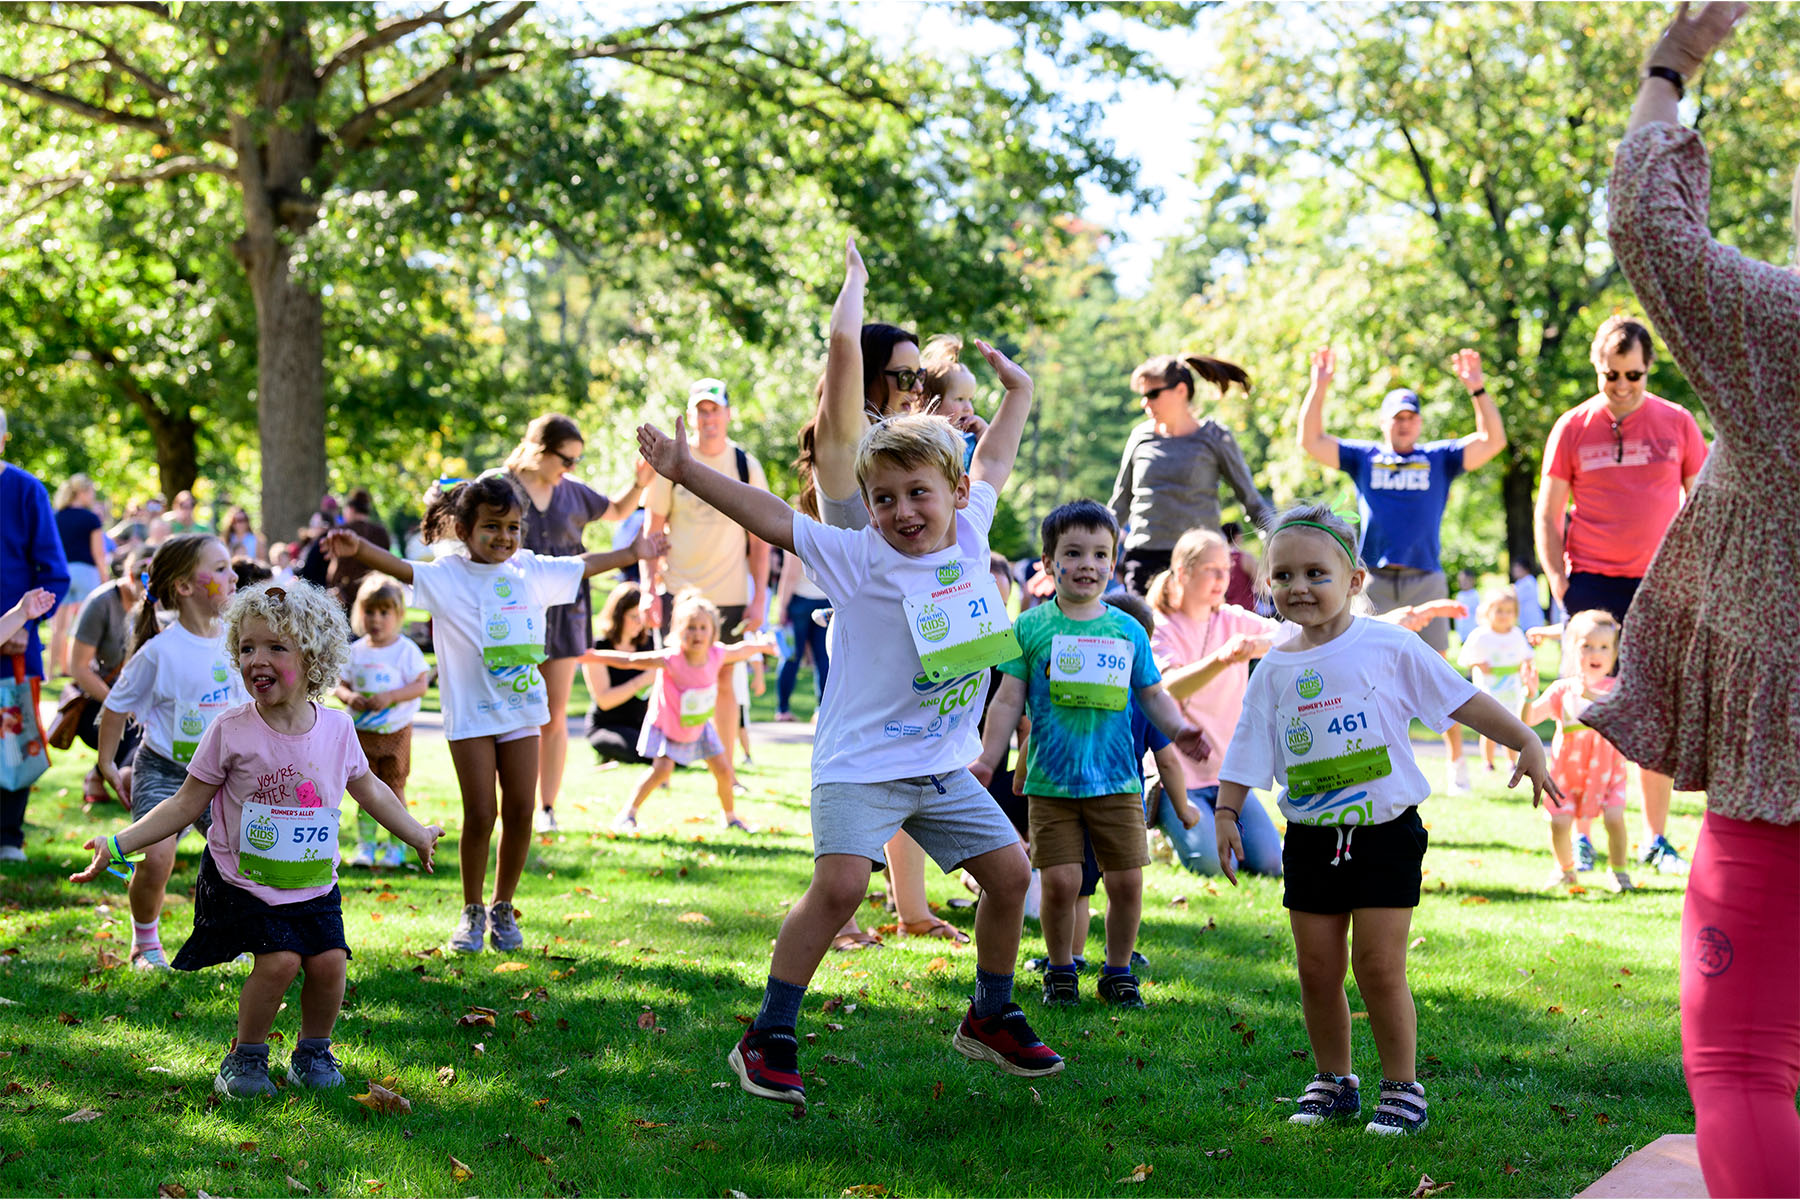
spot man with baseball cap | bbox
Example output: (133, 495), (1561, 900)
(640, 378), (771, 773)
(1298, 345), (1507, 794)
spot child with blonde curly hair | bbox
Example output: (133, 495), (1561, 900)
(72, 580), (444, 1100)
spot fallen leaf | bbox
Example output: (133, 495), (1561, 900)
(1619, 967), (1633, 976)
(637, 1010), (657, 1030)
(366, 1183), (384, 1195)
(513, 1009), (538, 1024)
(1547, 1005), (1564, 1014)
(472, 1042), (485, 1056)
(437, 1066), (456, 1086)
(931, 1080), (943, 1100)
(493, 962), (528, 974)
(238, 1142), (257, 1153)
(1409, 1175), (1454, 1198)
(157, 1186), (187, 1199)
(926, 956), (949, 974)
(533, 1098), (549, 1110)
(692, 1140), (721, 1151)
(449, 1156), (474, 1182)
(825, 1023), (845, 1033)
(61, 1107), (102, 1123)
(1596, 1112), (1611, 1125)
(1501, 1163), (1520, 1176)
(57, 1012), (82, 1026)
(841, 1187), (888, 1198)
(377, 891), (399, 902)
(352, 1081), (411, 1116)
(1409, 936), (1426, 950)
(566, 1115), (583, 1131)
(1461, 896), (1491, 905)
(455, 1012), (495, 1027)
(822, 996), (844, 1013)
(368, 912), (382, 922)
(286, 1177), (310, 1193)
(677, 911), (712, 925)
(1118, 1163), (1154, 1184)
(629, 1118), (668, 1129)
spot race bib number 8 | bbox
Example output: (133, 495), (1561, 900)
(239, 801), (338, 889)
(1048, 635), (1132, 711)
(902, 561), (1020, 682)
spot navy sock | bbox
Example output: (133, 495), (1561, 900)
(973, 966), (1014, 1018)
(1048, 962), (1077, 974)
(753, 975), (807, 1032)
(1101, 964), (1131, 977)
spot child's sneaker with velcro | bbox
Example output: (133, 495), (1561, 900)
(1289, 1072), (1360, 1124)
(285, 1037), (345, 1089)
(214, 1040), (277, 1099)
(952, 1002), (1064, 1077)
(488, 900), (525, 951)
(1097, 970), (1146, 1009)
(729, 1026), (806, 1107)
(1040, 968), (1080, 1006)
(1365, 1078), (1428, 1134)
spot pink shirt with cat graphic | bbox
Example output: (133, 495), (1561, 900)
(185, 701), (370, 905)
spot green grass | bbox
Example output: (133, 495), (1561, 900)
(0, 722), (1701, 1198)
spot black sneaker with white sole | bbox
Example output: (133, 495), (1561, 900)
(1365, 1078), (1428, 1134)
(1289, 1072), (1361, 1125)
(1040, 968), (1080, 1006)
(1097, 971), (1146, 1009)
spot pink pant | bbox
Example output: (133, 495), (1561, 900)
(1681, 812), (1800, 1198)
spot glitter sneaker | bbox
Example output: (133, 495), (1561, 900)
(448, 903), (486, 953)
(1366, 1078), (1429, 1135)
(214, 1040), (277, 1099)
(285, 1038), (345, 1089)
(488, 899), (524, 951)
(1290, 1072), (1361, 1125)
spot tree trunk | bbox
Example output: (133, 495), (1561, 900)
(1502, 456), (1538, 572)
(90, 347), (199, 501)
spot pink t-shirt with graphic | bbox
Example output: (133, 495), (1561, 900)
(1544, 393), (1708, 578)
(652, 645), (726, 743)
(186, 701), (370, 905)
(1151, 605), (1282, 787)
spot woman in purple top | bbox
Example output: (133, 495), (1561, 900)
(1595, 4), (1798, 1194)
(505, 413), (652, 831)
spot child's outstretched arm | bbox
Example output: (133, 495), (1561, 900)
(1525, 622), (1562, 647)
(323, 529), (413, 585)
(578, 647), (668, 670)
(347, 772), (444, 872)
(1449, 692), (1563, 809)
(580, 525), (669, 579)
(967, 340), (1033, 494)
(68, 775), (217, 883)
(1150, 744), (1197, 829)
(721, 635), (780, 665)
(1212, 780), (1253, 886)
(969, 674), (1027, 787)
(815, 234), (870, 503)
(637, 417), (798, 554)
(1516, 659), (1555, 726)
(0, 588), (54, 646)
(1135, 683), (1213, 766)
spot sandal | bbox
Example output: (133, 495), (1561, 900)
(830, 930), (884, 952)
(900, 917), (970, 945)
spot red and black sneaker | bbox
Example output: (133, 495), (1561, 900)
(728, 1026), (806, 1107)
(952, 1002), (1064, 1077)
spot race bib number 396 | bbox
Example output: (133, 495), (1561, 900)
(1048, 635), (1132, 711)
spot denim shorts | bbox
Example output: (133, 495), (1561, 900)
(811, 770), (1020, 872)
(130, 744), (212, 834)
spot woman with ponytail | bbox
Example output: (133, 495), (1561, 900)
(1110, 355), (1275, 596)
(96, 533), (244, 969)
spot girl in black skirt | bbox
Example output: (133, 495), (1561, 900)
(72, 580), (442, 1099)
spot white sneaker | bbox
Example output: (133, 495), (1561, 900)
(1445, 761), (1472, 796)
(0, 846), (24, 863)
(379, 843), (408, 869)
(345, 842), (377, 868)
(535, 808), (558, 832)
(1023, 868), (1042, 920)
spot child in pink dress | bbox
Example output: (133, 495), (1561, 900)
(585, 589), (777, 833)
(1519, 610), (1632, 893)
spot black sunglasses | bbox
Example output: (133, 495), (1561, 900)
(882, 367), (924, 392)
(1602, 370), (1645, 383)
(1138, 383), (1174, 402)
(553, 450), (582, 469)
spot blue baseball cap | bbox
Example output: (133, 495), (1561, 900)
(1379, 388), (1421, 421)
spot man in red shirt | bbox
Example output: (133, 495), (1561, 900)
(1535, 315), (1707, 876)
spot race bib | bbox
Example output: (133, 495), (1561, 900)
(351, 663), (400, 731)
(480, 572), (545, 670)
(901, 560), (1020, 682)
(238, 800), (338, 889)
(679, 684), (717, 728)
(1048, 635), (1132, 711)
(1279, 673), (1393, 796)
(172, 660), (235, 763)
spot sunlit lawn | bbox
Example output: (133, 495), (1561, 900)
(0, 668), (1701, 1197)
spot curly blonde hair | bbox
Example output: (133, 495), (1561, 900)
(225, 580), (350, 700)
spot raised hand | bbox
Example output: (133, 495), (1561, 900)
(845, 234), (868, 287)
(632, 456), (656, 489)
(321, 529), (361, 559)
(1310, 345), (1336, 390)
(1450, 348), (1486, 395)
(636, 416), (691, 484)
(973, 338), (1031, 393)
(1647, 1), (1750, 77)
(1520, 658), (1540, 696)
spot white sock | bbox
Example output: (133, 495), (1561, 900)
(132, 920), (161, 949)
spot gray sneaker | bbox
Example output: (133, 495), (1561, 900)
(488, 900), (524, 951)
(286, 1037), (345, 1089)
(448, 903), (487, 953)
(214, 1041), (277, 1099)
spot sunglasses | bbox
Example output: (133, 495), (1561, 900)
(553, 450), (582, 469)
(1138, 384), (1174, 402)
(882, 367), (925, 392)
(1602, 370), (1645, 383)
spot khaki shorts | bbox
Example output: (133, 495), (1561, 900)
(1027, 792), (1149, 872)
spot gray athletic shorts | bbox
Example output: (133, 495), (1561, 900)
(131, 744), (213, 834)
(1364, 567), (1450, 653)
(818, 488), (869, 532)
(811, 770), (1021, 872)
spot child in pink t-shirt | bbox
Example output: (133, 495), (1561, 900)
(583, 589), (777, 833)
(72, 581), (443, 1100)
(1519, 609), (1632, 893)
(1146, 528), (1281, 877)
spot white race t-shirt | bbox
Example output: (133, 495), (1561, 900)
(103, 623), (246, 764)
(1219, 617), (1478, 827)
(1455, 624), (1534, 705)
(340, 635), (430, 735)
(409, 550), (584, 741)
(794, 481), (1000, 785)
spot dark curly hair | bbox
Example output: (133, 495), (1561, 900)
(421, 472), (523, 544)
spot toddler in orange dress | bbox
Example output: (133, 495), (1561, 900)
(1519, 610), (1632, 893)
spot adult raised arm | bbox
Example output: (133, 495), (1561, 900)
(966, 339), (1033, 495)
(815, 236), (871, 503)
(1449, 349), (1507, 471)
(1296, 346), (1342, 470)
